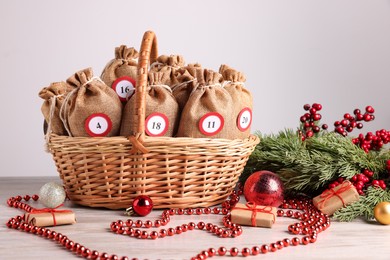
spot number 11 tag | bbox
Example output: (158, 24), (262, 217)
(199, 112), (224, 136)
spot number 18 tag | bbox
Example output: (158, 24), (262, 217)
(145, 112), (169, 137)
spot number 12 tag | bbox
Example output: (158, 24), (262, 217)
(199, 112), (224, 136)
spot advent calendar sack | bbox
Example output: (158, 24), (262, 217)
(172, 63), (202, 111)
(219, 64), (253, 138)
(176, 69), (235, 139)
(149, 54), (185, 86)
(101, 45), (138, 102)
(62, 67), (122, 137)
(39, 81), (73, 136)
(120, 71), (179, 137)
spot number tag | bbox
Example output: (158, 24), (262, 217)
(199, 112), (224, 136)
(111, 76), (136, 101)
(237, 107), (252, 132)
(85, 113), (112, 137)
(145, 113), (169, 137)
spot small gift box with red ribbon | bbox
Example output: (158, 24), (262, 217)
(24, 207), (76, 227)
(313, 180), (359, 216)
(231, 202), (277, 228)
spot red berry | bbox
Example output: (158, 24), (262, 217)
(365, 106), (374, 113)
(312, 103), (322, 111)
(363, 113), (372, 122)
(353, 109), (361, 115)
(303, 104), (311, 111)
(322, 124), (328, 130)
(356, 123), (363, 129)
(312, 114), (322, 121)
(309, 108), (317, 115)
(356, 114), (364, 121)
(312, 126), (320, 133)
(306, 131), (314, 138)
(300, 116), (307, 122)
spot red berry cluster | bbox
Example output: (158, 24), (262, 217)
(327, 169), (387, 195)
(334, 106), (375, 137)
(299, 103), (328, 140)
(387, 160), (390, 174)
(352, 130), (390, 153)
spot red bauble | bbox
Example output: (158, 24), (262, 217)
(244, 171), (284, 207)
(127, 195), (153, 216)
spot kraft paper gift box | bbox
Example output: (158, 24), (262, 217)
(25, 210), (76, 227)
(231, 202), (276, 228)
(313, 180), (359, 216)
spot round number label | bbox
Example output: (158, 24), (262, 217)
(145, 113), (169, 137)
(112, 76), (136, 101)
(85, 113), (112, 137)
(199, 112), (224, 136)
(237, 107), (252, 132)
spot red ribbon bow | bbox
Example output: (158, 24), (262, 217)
(27, 204), (71, 226)
(233, 202), (275, 227)
(318, 181), (354, 210)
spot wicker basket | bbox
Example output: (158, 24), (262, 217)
(48, 31), (260, 209)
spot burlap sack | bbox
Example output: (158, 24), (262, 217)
(101, 45), (138, 102)
(171, 63), (202, 111)
(219, 64), (253, 139)
(176, 69), (235, 139)
(120, 71), (179, 137)
(149, 55), (185, 86)
(62, 68), (122, 137)
(39, 81), (73, 136)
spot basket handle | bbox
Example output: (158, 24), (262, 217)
(129, 31), (158, 154)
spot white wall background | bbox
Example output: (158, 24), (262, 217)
(0, 0), (389, 177)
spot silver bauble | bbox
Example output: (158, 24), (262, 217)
(39, 182), (66, 208)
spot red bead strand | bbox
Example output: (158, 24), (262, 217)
(6, 190), (330, 259)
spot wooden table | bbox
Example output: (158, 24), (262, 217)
(1, 177), (389, 259)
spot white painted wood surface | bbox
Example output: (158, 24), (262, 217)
(1, 177), (390, 260)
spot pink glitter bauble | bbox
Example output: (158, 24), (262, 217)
(243, 170), (285, 207)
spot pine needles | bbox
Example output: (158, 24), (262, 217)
(242, 129), (390, 221)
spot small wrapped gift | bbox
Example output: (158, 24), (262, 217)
(231, 202), (276, 228)
(25, 208), (76, 227)
(313, 180), (359, 216)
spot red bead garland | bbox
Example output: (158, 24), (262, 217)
(5, 190), (330, 259)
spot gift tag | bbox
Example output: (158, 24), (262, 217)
(112, 76), (136, 101)
(85, 113), (112, 137)
(237, 107), (252, 132)
(145, 112), (169, 137)
(199, 112), (224, 136)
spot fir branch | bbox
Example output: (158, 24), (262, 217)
(242, 129), (390, 197)
(333, 187), (390, 222)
